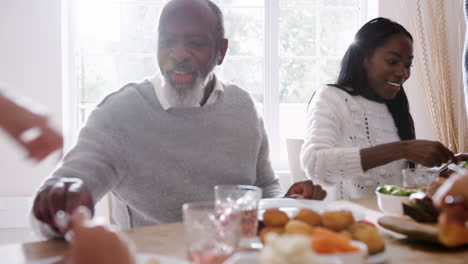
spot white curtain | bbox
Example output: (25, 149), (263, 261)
(402, 0), (468, 152)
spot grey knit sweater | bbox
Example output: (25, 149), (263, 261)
(34, 79), (283, 232)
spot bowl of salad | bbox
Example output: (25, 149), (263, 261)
(375, 185), (424, 215)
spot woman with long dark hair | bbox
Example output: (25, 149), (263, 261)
(300, 17), (455, 200)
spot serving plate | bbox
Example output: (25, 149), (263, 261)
(378, 215), (439, 243)
(138, 253), (189, 264)
(224, 248), (387, 264)
(367, 249), (387, 264)
(27, 253), (189, 264)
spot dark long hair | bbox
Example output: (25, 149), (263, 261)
(329, 17), (415, 143)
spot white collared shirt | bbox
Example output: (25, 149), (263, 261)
(150, 74), (224, 110)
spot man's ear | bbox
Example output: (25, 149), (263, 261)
(217, 39), (228, 65)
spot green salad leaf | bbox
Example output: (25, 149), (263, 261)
(376, 185), (422, 196)
(461, 161), (468, 169)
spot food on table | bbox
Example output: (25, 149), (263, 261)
(310, 227), (359, 254)
(259, 209), (386, 255)
(259, 226), (284, 243)
(263, 209), (289, 227)
(145, 257), (161, 264)
(348, 222), (385, 254)
(376, 185), (422, 196)
(284, 220), (315, 235)
(293, 209), (321, 226)
(358, 220), (376, 227)
(459, 161), (468, 169)
(338, 230), (353, 240)
(321, 210), (355, 231)
(460, 161), (468, 168)
(260, 233), (320, 264)
(402, 192), (439, 223)
(438, 204), (468, 247)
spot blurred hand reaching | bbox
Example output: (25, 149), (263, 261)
(0, 93), (62, 161)
(62, 207), (136, 264)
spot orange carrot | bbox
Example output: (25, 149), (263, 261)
(310, 228), (359, 254)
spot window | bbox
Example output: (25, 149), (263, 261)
(66, 0), (376, 170)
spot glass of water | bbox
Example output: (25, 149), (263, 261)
(402, 167), (438, 188)
(182, 201), (241, 264)
(214, 185), (262, 247)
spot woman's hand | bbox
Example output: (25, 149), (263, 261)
(453, 153), (468, 164)
(439, 153), (468, 178)
(403, 140), (454, 167)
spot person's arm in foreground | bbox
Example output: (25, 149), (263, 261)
(432, 171), (468, 247)
(61, 206), (136, 264)
(433, 171), (468, 220)
(0, 93), (62, 161)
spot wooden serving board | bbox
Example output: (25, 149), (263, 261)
(378, 216), (440, 244)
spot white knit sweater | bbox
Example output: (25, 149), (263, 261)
(300, 86), (407, 200)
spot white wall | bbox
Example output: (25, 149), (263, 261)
(0, 0), (63, 196)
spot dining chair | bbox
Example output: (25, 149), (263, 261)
(285, 138), (308, 182)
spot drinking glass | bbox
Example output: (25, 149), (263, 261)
(214, 185), (262, 246)
(182, 201), (240, 264)
(402, 167), (438, 188)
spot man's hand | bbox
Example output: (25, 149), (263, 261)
(284, 180), (326, 200)
(32, 178), (94, 234)
(63, 207), (135, 264)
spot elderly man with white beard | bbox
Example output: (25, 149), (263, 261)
(30, 0), (326, 239)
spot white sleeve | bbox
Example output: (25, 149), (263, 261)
(300, 87), (365, 185)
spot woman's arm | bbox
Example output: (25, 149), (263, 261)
(361, 140), (454, 171)
(360, 141), (406, 171)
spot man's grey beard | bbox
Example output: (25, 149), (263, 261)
(162, 73), (212, 108)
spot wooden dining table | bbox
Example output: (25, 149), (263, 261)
(2, 198), (468, 264)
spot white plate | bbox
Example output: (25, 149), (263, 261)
(258, 198), (366, 221)
(366, 249), (387, 264)
(138, 253), (189, 264)
(224, 251), (258, 264)
(26, 253), (189, 264)
(224, 249), (387, 264)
